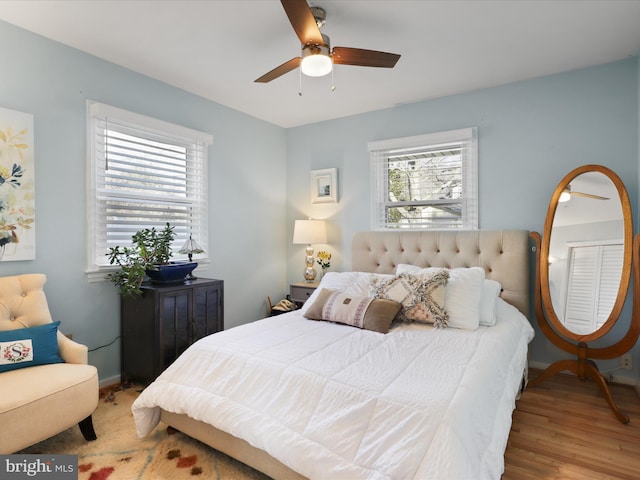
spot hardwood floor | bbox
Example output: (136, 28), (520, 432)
(504, 370), (640, 480)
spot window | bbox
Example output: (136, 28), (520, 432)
(369, 128), (477, 230)
(86, 101), (213, 278)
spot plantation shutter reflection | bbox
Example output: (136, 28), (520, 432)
(88, 101), (212, 273)
(563, 242), (624, 333)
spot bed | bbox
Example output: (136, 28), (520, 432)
(132, 230), (534, 480)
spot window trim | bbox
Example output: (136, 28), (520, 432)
(86, 101), (213, 281)
(368, 127), (478, 231)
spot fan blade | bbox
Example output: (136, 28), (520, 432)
(255, 57), (302, 83)
(281, 0), (324, 46)
(332, 47), (400, 68)
(572, 191), (610, 200)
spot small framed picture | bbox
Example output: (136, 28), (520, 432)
(311, 168), (338, 204)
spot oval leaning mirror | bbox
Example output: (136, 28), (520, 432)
(530, 164), (639, 424)
(540, 165), (632, 342)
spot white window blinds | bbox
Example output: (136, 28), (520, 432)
(87, 101), (213, 275)
(369, 127), (478, 230)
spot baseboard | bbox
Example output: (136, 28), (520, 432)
(99, 374), (122, 389)
(528, 361), (639, 388)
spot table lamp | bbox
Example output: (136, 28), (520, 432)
(179, 234), (204, 279)
(293, 219), (327, 282)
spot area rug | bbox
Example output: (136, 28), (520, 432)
(19, 384), (272, 480)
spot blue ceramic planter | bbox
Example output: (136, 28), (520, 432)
(146, 262), (197, 284)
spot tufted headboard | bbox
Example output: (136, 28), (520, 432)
(351, 230), (530, 316)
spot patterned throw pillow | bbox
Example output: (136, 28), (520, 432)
(303, 288), (402, 333)
(0, 321), (63, 373)
(370, 271), (449, 327)
(396, 265), (486, 330)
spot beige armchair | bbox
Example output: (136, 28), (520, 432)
(0, 273), (99, 453)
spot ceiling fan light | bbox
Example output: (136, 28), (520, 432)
(559, 188), (571, 203)
(301, 52), (332, 77)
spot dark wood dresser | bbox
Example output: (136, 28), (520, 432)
(120, 277), (224, 384)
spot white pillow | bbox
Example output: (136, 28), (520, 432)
(300, 272), (394, 314)
(479, 279), (502, 327)
(396, 264), (485, 330)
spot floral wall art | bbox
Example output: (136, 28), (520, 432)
(0, 106), (35, 261)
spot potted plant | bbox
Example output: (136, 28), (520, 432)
(107, 222), (196, 297)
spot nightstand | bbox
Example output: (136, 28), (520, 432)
(290, 281), (320, 305)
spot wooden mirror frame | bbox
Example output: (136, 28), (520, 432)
(530, 164), (640, 424)
(541, 164), (633, 342)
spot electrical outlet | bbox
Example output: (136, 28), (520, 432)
(620, 353), (632, 370)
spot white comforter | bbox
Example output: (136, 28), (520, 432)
(132, 298), (534, 480)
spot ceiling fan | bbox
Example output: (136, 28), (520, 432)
(559, 184), (610, 202)
(255, 0), (401, 83)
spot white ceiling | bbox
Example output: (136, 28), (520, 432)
(1, 0), (639, 128)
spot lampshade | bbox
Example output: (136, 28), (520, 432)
(179, 235), (204, 256)
(293, 220), (327, 245)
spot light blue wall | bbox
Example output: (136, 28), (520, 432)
(2, 18), (639, 386)
(0, 21), (288, 384)
(286, 58), (640, 383)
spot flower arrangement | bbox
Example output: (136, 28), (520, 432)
(316, 251), (331, 274)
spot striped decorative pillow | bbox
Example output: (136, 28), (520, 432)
(303, 289), (402, 333)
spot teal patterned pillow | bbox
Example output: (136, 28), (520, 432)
(0, 321), (63, 373)
(371, 271), (449, 327)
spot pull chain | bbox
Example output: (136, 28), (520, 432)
(330, 65), (336, 91)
